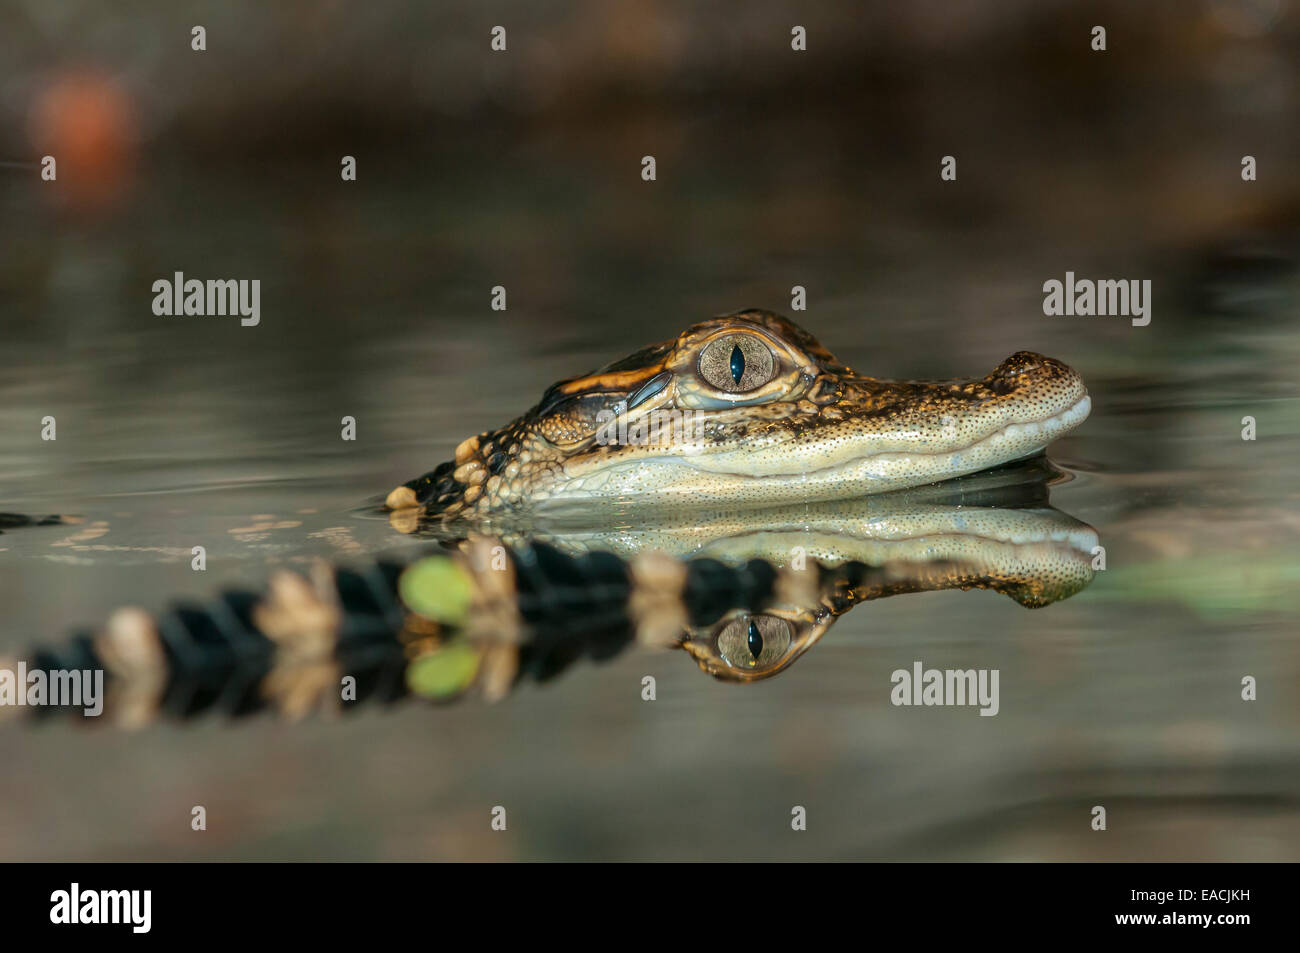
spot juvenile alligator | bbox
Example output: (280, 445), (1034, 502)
(4, 312), (1094, 725)
(386, 309), (1090, 522)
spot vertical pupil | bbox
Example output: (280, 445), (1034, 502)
(746, 619), (763, 659)
(729, 344), (745, 383)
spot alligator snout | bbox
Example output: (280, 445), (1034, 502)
(986, 351), (1088, 415)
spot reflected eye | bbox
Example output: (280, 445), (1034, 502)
(698, 334), (776, 393)
(715, 615), (793, 670)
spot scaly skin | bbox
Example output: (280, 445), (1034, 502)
(386, 310), (1091, 522)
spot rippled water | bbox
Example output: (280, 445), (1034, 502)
(2, 143), (1298, 860)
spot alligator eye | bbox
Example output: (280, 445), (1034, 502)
(698, 334), (776, 393)
(716, 615), (792, 670)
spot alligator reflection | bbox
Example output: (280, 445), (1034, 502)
(405, 455), (1097, 691)
(10, 458), (1096, 726)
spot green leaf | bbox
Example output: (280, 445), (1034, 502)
(406, 641), (481, 700)
(399, 556), (474, 624)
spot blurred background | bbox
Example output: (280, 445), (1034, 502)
(1, 0), (1297, 860)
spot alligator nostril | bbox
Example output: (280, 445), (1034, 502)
(994, 351), (1047, 379)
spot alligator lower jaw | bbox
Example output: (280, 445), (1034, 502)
(533, 393), (1091, 514)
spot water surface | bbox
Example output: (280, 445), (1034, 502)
(2, 130), (1297, 860)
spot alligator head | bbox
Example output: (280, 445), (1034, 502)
(386, 309), (1090, 523)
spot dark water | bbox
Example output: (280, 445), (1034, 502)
(3, 114), (1300, 858)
